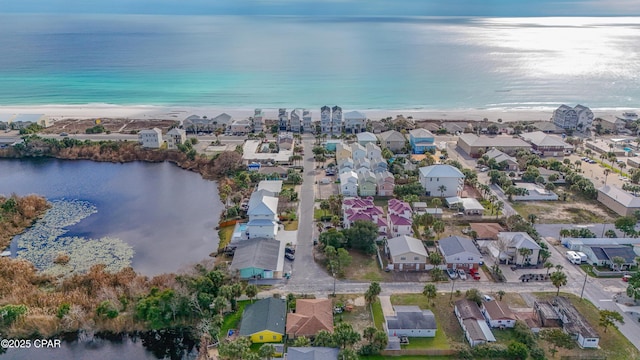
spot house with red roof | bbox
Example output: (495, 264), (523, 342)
(342, 197), (388, 238)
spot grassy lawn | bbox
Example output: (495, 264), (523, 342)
(218, 225), (235, 250)
(491, 328), (517, 344)
(371, 300), (384, 330)
(389, 293), (458, 350)
(314, 208), (324, 220)
(534, 293), (640, 360)
(345, 251), (392, 282)
(219, 300), (250, 339)
(284, 220), (298, 231)
(498, 292), (529, 308)
(363, 356), (451, 360)
(581, 263), (597, 277)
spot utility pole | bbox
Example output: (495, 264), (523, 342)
(449, 277), (456, 302)
(580, 270), (588, 300)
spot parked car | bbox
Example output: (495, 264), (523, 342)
(446, 268), (458, 279)
(59, 132), (68, 137)
(285, 247), (295, 255)
(482, 294), (494, 302)
(457, 269), (467, 280)
(622, 274), (633, 282)
(285, 253), (295, 261)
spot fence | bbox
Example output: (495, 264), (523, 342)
(560, 356), (606, 360)
(381, 349), (457, 357)
(591, 267), (625, 278)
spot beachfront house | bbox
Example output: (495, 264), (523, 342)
(239, 297), (286, 343)
(253, 109), (265, 133)
(553, 104), (593, 131)
(278, 108), (289, 131)
(320, 106), (332, 135)
(378, 130), (407, 153)
(290, 109), (302, 133)
(302, 109), (313, 133)
(138, 128), (163, 148)
(230, 119), (253, 135)
(409, 128), (435, 154)
(386, 235), (428, 271)
(165, 128), (186, 150)
(418, 164), (465, 197)
(385, 306), (436, 337)
(520, 131), (573, 157)
(331, 106), (343, 134)
(286, 299), (334, 338)
(344, 111), (367, 134)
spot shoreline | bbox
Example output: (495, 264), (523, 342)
(1, 104), (637, 123)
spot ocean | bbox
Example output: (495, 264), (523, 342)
(0, 14), (639, 111)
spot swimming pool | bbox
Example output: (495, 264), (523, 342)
(624, 147), (632, 152)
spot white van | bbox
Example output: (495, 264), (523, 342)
(576, 251), (588, 263)
(566, 251), (581, 265)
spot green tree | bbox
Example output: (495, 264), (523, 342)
(258, 344), (276, 360)
(611, 256), (626, 270)
(605, 229), (618, 238)
(0, 304), (27, 327)
(292, 336), (311, 347)
(245, 284), (258, 303)
(437, 185), (447, 198)
(599, 309), (624, 333)
(428, 252), (442, 266)
(540, 328), (575, 358)
(343, 220), (378, 254)
(319, 229), (346, 249)
(465, 288), (482, 305)
(313, 330), (336, 347)
(333, 322), (361, 349)
(338, 348), (359, 360)
(422, 284), (437, 306)
(497, 290), (505, 301)
(544, 261), (554, 276)
(550, 270), (568, 297)
(432, 220), (445, 239)
(615, 216), (637, 237)
(320, 200), (330, 217)
(219, 337), (252, 360)
(365, 282), (382, 304)
(507, 341), (529, 360)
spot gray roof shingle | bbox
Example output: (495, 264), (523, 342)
(239, 297), (286, 336)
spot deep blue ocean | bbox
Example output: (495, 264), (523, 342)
(0, 14), (639, 110)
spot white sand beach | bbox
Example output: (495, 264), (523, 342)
(0, 104), (635, 123)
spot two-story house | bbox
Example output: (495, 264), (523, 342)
(409, 128), (435, 154)
(438, 235), (482, 271)
(165, 128), (186, 150)
(418, 165), (465, 197)
(378, 130), (407, 153)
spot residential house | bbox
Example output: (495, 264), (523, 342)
(459, 198), (484, 216)
(376, 171), (395, 196)
(574, 104), (595, 131)
(335, 142), (352, 163)
(247, 189), (279, 239)
(369, 157), (388, 173)
(457, 134), (531, 158)
(597, 185), (640, 216)
(278, 132), (294, 151)
(286, 347), (339, 360)
(331, 106), (343, 134)
(138, 128), (163, 148)
(581, 245), (637, 270)
(438, 235), (483, 270)
(378, 130), (407, 153)
(278, 108), (289, 131)
(182, 115), (212, 133)
(533, 121), (565, 134)
(386, 235), (428, 271)
(385, 306), (436, 337)
(409, 128), (435, 154)
(339, 171), (359, 197)
(290, 109), (302, 133)
(481, 301), (516, 329)
(520, 131), (573, 156)
(497, 232), (542, 265)
(338, 158), (354, 173)
(239, 297), (286, 343)
(10, 114), (48, 128)
(165, 128), (186, 150)
(254, 109), (265, 133)
(230, 237), (285, 279)
(597, 116), (626, 134)
(212, 113), (233, 132)
(354, 157), (371, 171)
(387, 199), (413, 237)
(320, 106), (332, 135)
(344, 111), (367, 134)
(286, 299), (334, 338)
(342, 197), (387, 237)
(350, 143), (367, 161)
(303, 109), (313, 133)
(356, 131), (378, 146)
(230, 119), (252, 135)
(552, 297), (600, 348)
(365, 142), (383, 159)
(258, 166), (289, 180)
(370, 120), (387, 134)
(454, 299), (496, 347)
(484, 148), (519, 171)
(388, 198), (413, 219)
(418, 164), (465, 197)
(552, 104), (578, 130)
(357, 168), (377, 197)
(257, 180), (283, 196)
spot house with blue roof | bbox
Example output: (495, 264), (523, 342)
(409, 128), (435, 154)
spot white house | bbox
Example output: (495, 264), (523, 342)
(366, 142), (383, 160)
(344, 111), (367, 134)
(418, 165), (465, 197)
(386, 235), (428, 271)
(165, 128), (186, 150)
(481, 301), (516, 329)
(138, 128), (163, 148)
(385, 306), (436, 337)
(331, 105), (343, 134)
(454, 299), (496, 347)
(339, 171), (358, 197)
(253, 109), (265, 133)
(246, 189), (279, 239)
(356, 131), (378, 146)
(350, 143), (367, 161)
(497, 232), (541, 266)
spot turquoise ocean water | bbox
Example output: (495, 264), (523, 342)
(0, 14), (639, 110)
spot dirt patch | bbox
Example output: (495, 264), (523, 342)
(512, 200), (616, 224)
(332, 294), (373, 334)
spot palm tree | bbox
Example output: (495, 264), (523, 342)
(550, 270), (568, 297)
(437, 185), (447, 198)
(544, 261), (554, 276)
(494, 201), (504, 219)
(518, 248), (533, 265)
(528, 214), (537, 225)
(422, 284), (437, 307)
(497, 290), (506, 301)
(604, 168), (611, 185)
(559, 228), (571, 238)
(432, 221), (445, 239)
